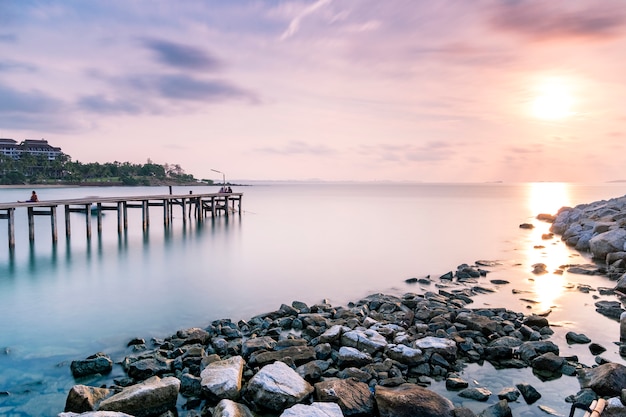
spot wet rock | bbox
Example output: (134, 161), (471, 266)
(497, 387), (520, 402)
(517, 341), (559, 363)
(445, 376), (469, 390)
(595, 300), (625, 320)
(566, 332), (591, 344)
(519, 223), (534, 229)
(478, 400), (512, 417)
(375, 383), (454, 417)
(578, 362), (626, 397)
(589, 343), (607, 355)
(458, 387), (491, 402)
(98, 376), (180, 417)
(70, 353), (113, 378)
(314, 378), (374, 416)
(245, 361), (313, 412)
(124, 354), (173, 381)
(337, 346), (373, 368)
(516, 383), (541, 404)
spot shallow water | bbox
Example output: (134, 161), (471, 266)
(1, 182), (626, 416)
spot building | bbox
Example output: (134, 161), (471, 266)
(0, 138), (63, 160)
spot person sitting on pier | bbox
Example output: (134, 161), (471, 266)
(226, 186), (232, 193)
(28, 191), (39, 202)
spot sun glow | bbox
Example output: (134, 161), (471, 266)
(530, 78), (575, 120)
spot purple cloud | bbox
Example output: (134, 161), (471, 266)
(142, 38), (222, 71)
(490, 2), (626, 41)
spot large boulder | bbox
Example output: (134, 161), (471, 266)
(315, 378), (374, 416)
(97, 376), (180, 417)
(578, 362), (626, 397)
(375, 383), (454, 417)
(200, 355), (245, 400)
(245, 361), (314, 412)
(64, 385), (113, 413)
(589, 229), (626, 261)
(248, 345), (317, 367)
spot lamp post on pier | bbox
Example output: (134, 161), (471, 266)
(211, 169), (225, 186)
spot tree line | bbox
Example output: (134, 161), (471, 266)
(0, 153), (205, 186)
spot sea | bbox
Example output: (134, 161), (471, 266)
(1, 182), (626, 416)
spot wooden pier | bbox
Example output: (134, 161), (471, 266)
(0, 192), (242, 248)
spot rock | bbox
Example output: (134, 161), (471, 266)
(519, 223), (535, 229)
(245, 361), (314, 411)
(497, 387), (520, 402)
(478, 400), (512, 417)
(414, 336), (457, 360)
(337, 346), (373, 368)
(445, 377), (469, 390)
(523, 315), (549, 328)
(64, 385), (113, 413)
(58, 412), (134, 417)
(531, 352), (565, 373)
(566, 332), (591, 344)
(532, 263), (547, 274)
(314, 378), (374, 416)
(375, 383), (454, 417)
(124, 354), (173, 381)
(589, 343), (607, 355)
(385, 344), (424, 365)
(280, 402), (344, 417)
(341, 329), (388, 354)
(97, 376), (180, 417)
(248, 345), (317, 367)
(595, 300), (625, 320)
(515, 383), (541, 404)
(589, 229), (626, 261)
(180, 373), (202, 398)
(213, 399), (255, 417)
(200, 355), (244, 400)
(458, 387), (491, 402)
(516, 341), (559, 363)
(70, 353), (113, 378)
(455, 312), (497, 335)
(242, 336), (277, 358)
(615, 272), (626, 294)
(578, 362), (626, 397)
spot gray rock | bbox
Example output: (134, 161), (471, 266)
(64, 385), (113, 413)
(516, 341), (559, 363)
(70, 353), (113, 378)
(497, 387), (520, 402)
(314, 378), (374, 416)
(589, 229), (626, 261)
(414, 336), (457, 360)
(531, 352), (565, 373)
(200, 355), (244, 400)
(566, 332), (591, 344)
(578, 362), (626, 397)
(245, 361), (314, 411)
(515, 383), (541, 404)
(242, 336), (277, 358)
(478, 400), (512, 417)
(213, 399), (255, 417)
(375, 383), (454, 417)
(98, 376), (180, 417)
(458, 387), (491, 402)
(337, 346), (373, 368)
(385, 344), (424, 365)
(280, 402), (344, 417)
(445, 377), (469, 390)
(341, 329), (388, 354)
(248, 345), (316, 367)
(58, 412), (134, 417)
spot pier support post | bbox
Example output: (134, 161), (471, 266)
(97, 203), (103, 233)
(51, 206), (58, 242)
(117, 202), (123, 234)
(28, 207), (35, 241)
(182, 198), (187, 223)
(123, 202), (128, 230)
(84, 204), (91, 239)
(224, 196), (230, 218)
(163, 199), (169, 225)
(239, 195), (242, 215)
(8, 208), (15, 249)
(65, 205), (71, 237)
(142, 201), (148, 230)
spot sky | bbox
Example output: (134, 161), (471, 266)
(1, 0), (626, 183)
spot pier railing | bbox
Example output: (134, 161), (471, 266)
(0, 192), (242, 248)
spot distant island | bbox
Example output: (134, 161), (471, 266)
(0, 138), (213, 186)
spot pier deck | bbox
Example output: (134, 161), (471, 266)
(0, 192), (242, 248)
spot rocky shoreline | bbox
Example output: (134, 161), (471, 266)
(56, 196), (626, 417)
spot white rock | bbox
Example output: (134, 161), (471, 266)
(201, 355), (245, 400)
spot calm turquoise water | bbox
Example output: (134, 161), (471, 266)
(1, 182), (626, 416)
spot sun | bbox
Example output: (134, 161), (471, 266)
(530, 78), (575, 120)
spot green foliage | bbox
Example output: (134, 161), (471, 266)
(0, 153), (197, 185)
